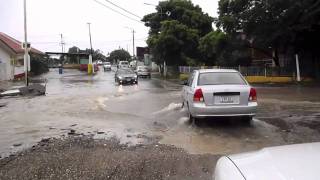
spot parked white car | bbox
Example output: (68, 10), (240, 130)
(214, 142), (320, 180)
(182, 69), (257, 122)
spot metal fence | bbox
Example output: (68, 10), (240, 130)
(179, 66), (295, 77)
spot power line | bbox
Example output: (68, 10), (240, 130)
(92, 0), (143, 24)
(31, 42), (60, 44)
(103, 0), (141, 19)
(66, 37), (147, 44)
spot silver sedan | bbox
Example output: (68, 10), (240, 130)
(182, 69), (257, 122)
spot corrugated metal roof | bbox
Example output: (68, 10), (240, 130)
(0, 32), (44, 55)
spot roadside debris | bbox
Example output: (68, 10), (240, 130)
(12, 143), (22, 147)
(68, 129), (76, 135)
(19, 84), (46, 96)
(0, 102), (7, 107)
(0, 84), (46, 97)
(0, 89), (20, 97)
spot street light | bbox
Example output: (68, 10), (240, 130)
(144, 3), (163, 18)
(143, 2), (171, 78)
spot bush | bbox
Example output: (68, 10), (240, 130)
(31, 59), (49, 76)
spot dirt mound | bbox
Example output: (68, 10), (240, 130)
(0, 136), (219, 180)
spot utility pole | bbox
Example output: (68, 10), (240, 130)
(60, 34), (65, 69)
(88, 23), (93, 54)
(23, 0), (29, 86)
(87, 23), (94, 74)
(144, 2), (169, 77)
(124, 27), (135, 57)
(132, 29), (135, 57)
(295, 54), (301, 82)
(60, 34), (65, 53)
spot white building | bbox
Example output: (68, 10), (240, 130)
(0, 32), (43, 81)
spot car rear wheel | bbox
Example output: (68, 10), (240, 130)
(187, 105), (197, 125)
(242, 116), (253, 125)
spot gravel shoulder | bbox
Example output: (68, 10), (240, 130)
(0, 136), (219, 180)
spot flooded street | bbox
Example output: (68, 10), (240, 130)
(1, 68), (320, 158)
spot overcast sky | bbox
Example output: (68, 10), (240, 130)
(0, 0), (218, 56)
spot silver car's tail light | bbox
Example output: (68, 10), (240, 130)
(249, 88), (257, 102)
(193, 88), (204, 102)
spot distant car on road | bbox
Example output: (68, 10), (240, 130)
(135, 66), (151, 78)
(214, 142), (320, 180)
(103, 62), (112, 71)
(117, 61), (129, 69)
(96, 60), (103, 65)
(115, 68), (138, 85)
(182, 69), (257, 123)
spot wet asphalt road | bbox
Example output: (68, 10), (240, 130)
(0, 67), (320, 158)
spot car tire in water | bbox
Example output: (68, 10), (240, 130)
(242, 116), (252, 125)
(187, 104), (197, 125)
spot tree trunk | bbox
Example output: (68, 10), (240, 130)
(272, 48), (280, 67)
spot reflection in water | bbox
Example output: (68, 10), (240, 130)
(117, 85), (124, 93)
(96, 97), (108, 109)
(133, 84), (139, 91)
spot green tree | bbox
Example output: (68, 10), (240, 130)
(30, 54), (49, 75)
(143, 0), (213, 37)
(217, 0), (320, 66)
(147, 20), (199, 66)
(142, 0), (214, 66)
(199, 30), (251, 66)
(68, 46), (80, 54)
(68, 46), (81, 63)
(109, 49), (131, 62)
(199, 30), (228, 65)
(85, 48), (107, 61)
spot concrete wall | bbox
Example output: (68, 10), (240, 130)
(0, 47), (13, 80)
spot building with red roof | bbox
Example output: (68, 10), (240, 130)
(0, 32), (44, 81)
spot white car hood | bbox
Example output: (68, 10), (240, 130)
(229, 142), (320, 180)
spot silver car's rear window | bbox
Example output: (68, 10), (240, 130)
(198, 72), (246, 85)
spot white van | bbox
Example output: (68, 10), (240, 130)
(118, 61), (129, 69)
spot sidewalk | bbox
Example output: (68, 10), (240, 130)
(152, 75), (182, 91)
(0, 81), (24, 92)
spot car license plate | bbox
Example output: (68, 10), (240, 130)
(215, 95), (240, 104)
